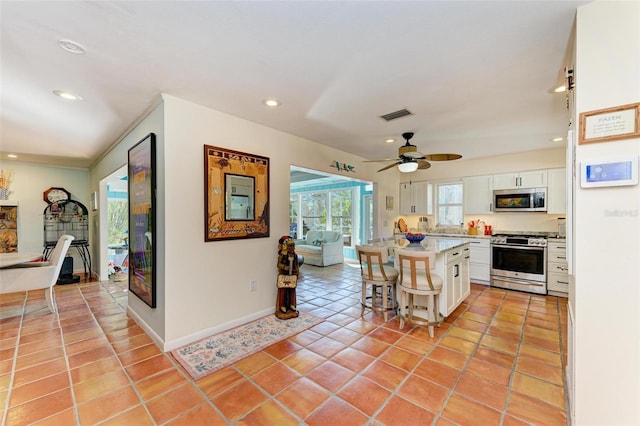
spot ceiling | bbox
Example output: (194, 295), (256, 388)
(0, 1), (586, 169)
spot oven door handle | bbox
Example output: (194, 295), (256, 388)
(491, 244), (545, 251)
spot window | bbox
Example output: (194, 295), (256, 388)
(289, 196), (298, 238)
(436, 182), (463, 226)
(290, 188), (354, 244)
(331, 190), (352, 246)
(301, 192), (327, 233)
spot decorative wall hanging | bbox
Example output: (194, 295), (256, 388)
(385, 195), (394, 210)
(204, 145), (270, 242)
(128, 133), (156, 308)
(579, 102), (640, 144)
(0, 204), (18, 253)
(0, 169), (14, 200)
(330, 161), (355, 173)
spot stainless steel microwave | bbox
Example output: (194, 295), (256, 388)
(493, 188), (547, 212)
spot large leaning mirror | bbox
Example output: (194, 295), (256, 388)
(204, 145), (270, 241)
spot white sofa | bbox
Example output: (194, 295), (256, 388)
(295, 230), (344, 267)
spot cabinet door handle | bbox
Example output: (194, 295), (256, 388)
(558, 281), (569, 284)
(465, 256), (470, 259)
(455, 264), (459, 277)
(557, 256), (566, 260)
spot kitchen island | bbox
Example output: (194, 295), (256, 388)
(394, 237), (470, 318)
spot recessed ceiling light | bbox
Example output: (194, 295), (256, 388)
(53, 90), (83, 101)
(385, 138), (395, 143)
(552, 137), (565, 142)
(554, 85), (567, 93)
(7, 154), (17, 158)
(263, 99), (280, 107)
(58, 39), (86, 54)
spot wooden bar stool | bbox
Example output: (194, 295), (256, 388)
(356, 245), (398, 322)
(395, 248), (443, 337)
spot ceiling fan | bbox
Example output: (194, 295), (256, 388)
(364, 132), (462, 173)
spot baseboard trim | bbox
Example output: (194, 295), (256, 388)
(162, 307), (275, 352)
(126, 306), (165, 351)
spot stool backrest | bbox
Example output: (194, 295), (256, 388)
(356, 244), (391, 281)
(396, 249), (437, 290)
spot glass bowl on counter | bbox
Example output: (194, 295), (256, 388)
(405, 233), (425, 244)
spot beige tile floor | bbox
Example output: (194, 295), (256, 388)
(0, 261), (568, 425)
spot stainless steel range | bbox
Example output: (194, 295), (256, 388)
(490, 234), (547, 295)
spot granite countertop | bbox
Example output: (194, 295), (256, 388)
(401, 237), (469, 254)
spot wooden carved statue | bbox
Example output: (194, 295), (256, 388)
(275, 235), (299, 320)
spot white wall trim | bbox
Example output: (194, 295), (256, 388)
(162, 307), (274, 352)
(127, 305), (165, 351)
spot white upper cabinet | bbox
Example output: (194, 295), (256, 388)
(399, 181), (431, 215)
(493, 170), (548, 190)
(547, 168), (567, 214)
(463, 175), (494, 214)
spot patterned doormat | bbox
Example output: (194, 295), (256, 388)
(171, 312), (323, 380)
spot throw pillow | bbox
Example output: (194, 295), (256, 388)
(312, 239), (322, 246)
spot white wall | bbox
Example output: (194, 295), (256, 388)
(0, 162), (89, 269)
(409, 147), (565, 181)
(161, 94), (388, 348)
(89, 103), (166, 340)
(574, 2), (640, 424)
(398, 148), (566, 233)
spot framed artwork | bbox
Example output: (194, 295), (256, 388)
(579, 102), (640, 144)
(0, 204), (18, 253)
(204, 145), (269, 241)
(386, 195), (394, 210)
(128, 133), (156, 308)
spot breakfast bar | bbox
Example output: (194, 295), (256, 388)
(384, 237), (471, 318)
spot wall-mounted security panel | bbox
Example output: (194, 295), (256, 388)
(580, 156), (638, 188)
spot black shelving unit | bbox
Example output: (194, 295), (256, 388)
(43, 200), (91, 275)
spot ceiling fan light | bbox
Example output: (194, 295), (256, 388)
(398, 161), (418, 173)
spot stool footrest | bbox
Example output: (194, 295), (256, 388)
(401, 308), (443, 327)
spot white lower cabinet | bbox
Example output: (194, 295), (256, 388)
(547, 240), (568, 296)
(440, 244), (470, 316)
(466, 238), (490, 284)
(397, 242), (471, 319)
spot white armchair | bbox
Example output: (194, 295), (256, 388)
(294, 230), (344, 267)
(0, 234), (74, 313)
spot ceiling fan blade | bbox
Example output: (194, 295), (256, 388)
(377, 162), (401, 172)
(403, 151), (425, 159)
(417, 160), (431, 170)
(363, 158), (398, 163)
(423, 153), (463, 161)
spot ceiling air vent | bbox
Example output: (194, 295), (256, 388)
(380, 108), (413, 121)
